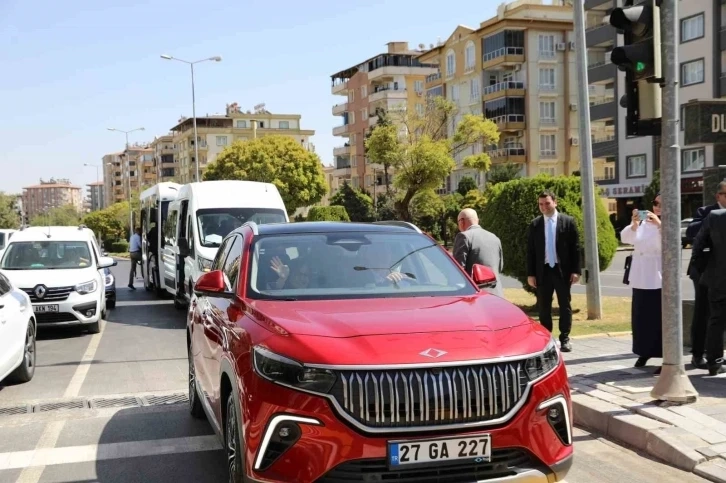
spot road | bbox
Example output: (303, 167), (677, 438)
(0, 260), (705, 483)
(500, 248), (696, 299)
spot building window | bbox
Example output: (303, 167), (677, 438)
(361, 108), (368, 120)
(539, 134), (556, 157)
(279, 121), (290, 129)
(626, 154), (647, 178)
(539, 68), (556, 90)
(348, 90), (355, 102)
(538, 35), (556, 59)
(236, 120), (247, 128)
(446, 49), (456, 78)
(416, 103), (424, 116)
(539, 101), (556, 124)
(349, 111), (355, 124)
(470, 78), (480, 100)
(216, 136), (228, 146)
(465, 41), (476, 72)
(449, 84), (460, 101)
(681, 59), (704, 86)
(414, 80), (423, 93)
(681, 14), (704, 43)
(361, 85), (367, 97)
(682, 147), (705, 172)
(605, 166), (615, 179)
(539, 166), (556, 176)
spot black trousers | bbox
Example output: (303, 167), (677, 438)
(691, 278), (710, 358)
(706, 296), (726, 365)
(536, 264), (572, 342)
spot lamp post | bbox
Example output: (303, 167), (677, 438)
(160, 54), (222, 182)
(107, 127), (145, 239)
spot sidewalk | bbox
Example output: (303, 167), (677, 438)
(567, 334), (726, 482)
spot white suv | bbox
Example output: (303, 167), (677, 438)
(0, 226), (115, 333)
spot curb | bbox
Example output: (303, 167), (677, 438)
(571, 331), (632, 340)
(571, 390), (726, 482)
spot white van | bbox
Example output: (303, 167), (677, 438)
(159, 181), (288, 307)
(139, 182), (181, 295)
(0, 229), (17, 261)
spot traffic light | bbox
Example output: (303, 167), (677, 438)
(609, 0), (662, 137)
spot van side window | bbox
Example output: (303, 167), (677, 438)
(165, 209), (178, 246)
(187, 215), (195, 257)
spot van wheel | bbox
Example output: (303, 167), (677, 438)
(174, 297), (185, 310)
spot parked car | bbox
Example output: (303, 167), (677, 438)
(681, 218), (694, 248)
(103, 266), (116, 309)
(187, 221), (572, 483)
(0, 271), (36, 385)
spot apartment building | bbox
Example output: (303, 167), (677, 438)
(101, 144), (153, 206)
(86, 181), (105, 212)
(150, 135), (177, 182)
(170, 102), (315, 184)
(417, 0), (612, 194)
(22, 178), (83, 219)
(330, 42), (438, 195)
(585, 0), (725, 219)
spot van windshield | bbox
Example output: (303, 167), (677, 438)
(196, 208), (286, 248)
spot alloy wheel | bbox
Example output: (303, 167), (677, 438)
(226, 397), (239, 482)
(188, 352), (196, 408)
(25, 323), (36, 371)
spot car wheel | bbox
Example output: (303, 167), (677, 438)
(8, 320), (36, 383)
(226, 393), (245, 483)
(107, 299), (116, 310)
(188, 348), (205, 419)
(87, 321), (100, 334)
(174, 297), (185, 310)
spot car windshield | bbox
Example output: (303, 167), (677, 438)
(0, 241), (93, 270)
(197, 208), (286, 248)
(0, 233), (5, 249)
(247, 232), (476, 300)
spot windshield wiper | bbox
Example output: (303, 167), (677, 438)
(353, 266), (417, 279)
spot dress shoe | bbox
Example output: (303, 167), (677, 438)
(691, 356), (708, 370)
(560, 340), (572, 352)
(634, 357), (649, 368)
(708, 359), (726, 376)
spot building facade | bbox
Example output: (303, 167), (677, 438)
(86, 181), (105, 212)
(150, 135), (177, 182)
(101, 144), (153, 206)
(585, 0), (725, 219)
(330, 42), (438, 197)
(170, 103), (315, 184)
(22, 178), (83, 219)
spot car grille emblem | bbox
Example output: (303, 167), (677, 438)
(34, 285), (47, 299)
(419, 348), (447, 358)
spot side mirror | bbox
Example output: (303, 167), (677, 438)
(472, 264), (497, 289)
(194, 270), (233, 298)
(178, 237), (190, 257)
(98, 256), (116, 269)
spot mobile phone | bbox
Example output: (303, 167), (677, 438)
(638, 210), (648, 222)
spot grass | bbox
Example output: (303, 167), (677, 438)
(503, 288), (632, 337)
(107, 252), (129, 259)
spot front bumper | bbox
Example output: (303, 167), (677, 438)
(31, 292), (102, 327)
(241, 361), (573, 483)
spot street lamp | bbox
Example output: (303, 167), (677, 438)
(107, 127), (145, 239)
(160, 54), (222, 182)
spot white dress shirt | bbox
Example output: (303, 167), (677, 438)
(620, 221), (662, 290)
(129, 233), (142, 252)
(544, 210), (559, 266)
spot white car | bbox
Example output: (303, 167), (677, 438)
(0, 271), (36, 384)
(0, 226), (116, 334)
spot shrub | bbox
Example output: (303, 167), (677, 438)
(480, 175), (618, 291)
(306, 206), (350, 222)
(107, 239), (129, 253)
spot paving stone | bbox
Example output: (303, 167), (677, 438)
(571, 393), (629, 435)
(669, 406), (726, 438)
(608, 413), (672, 451)
(646, 427), (709, 472)
(636, 406), (726, 445)
(607, 377), (657, 394)
(695, 457), (726, 483)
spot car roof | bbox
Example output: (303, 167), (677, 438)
(8, 226), (96, 243)
(242, 221), (424, 237)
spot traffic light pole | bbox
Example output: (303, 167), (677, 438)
(573, 0), (603, 319)
(650, 0), (698, 403)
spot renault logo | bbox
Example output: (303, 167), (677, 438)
(33, 285), (47, 299)
(419, 348), (447, 358)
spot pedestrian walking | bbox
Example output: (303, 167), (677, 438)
(619, 194), (663, 374)
(452, 208), (504, 297)
(685, 181), (726, 369)
(526, 190), (581, 352)
(128, 227), (143, 290)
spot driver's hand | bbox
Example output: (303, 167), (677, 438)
(387, 272), (407, 283)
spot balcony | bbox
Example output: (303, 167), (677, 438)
(489, 114), (526, 131)
(369, 66), (435, 81)
(332, 80), (349, 96)
(333, 145), (351, 156)
(591, 134), (617, 158)
(369, 116), (378, 128)
(487, 147), (526, 164)
(482, 47), (525, 70)
(586, 24), (615, 48)
(585, 0), (613, 8)
(332, 103), (348, 116)
(333, 124), (351, 136)
(587, 59), (616, 84)
(333, 159), (352, 178)
(425, 72), (442, 87)
(369, 87), (408, 103)
(482, 81), (526, 102)
(589, 98), (616, 121)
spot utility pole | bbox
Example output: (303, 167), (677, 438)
(651, 0), (698, 403)
(573, 0), (602, 319)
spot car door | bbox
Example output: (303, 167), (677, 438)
(193, 235), (234, 402)
(161, 207), (178, 293)
(0, 273), (24, 380)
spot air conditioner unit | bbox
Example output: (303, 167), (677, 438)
(570, 103), (577, 111)
(556, 43), (566, 51)
(571, 137), (580, 146)
(568, 41), (576, 51)
(514, 64), (522, 71)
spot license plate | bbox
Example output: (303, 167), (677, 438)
(33, 304), (59, 313)
(389, 434), (491, 467)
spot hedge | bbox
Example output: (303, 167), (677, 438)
(306, 206), (350, 222)
(480, 175), (618, 291)
(106, 239), (129, 253)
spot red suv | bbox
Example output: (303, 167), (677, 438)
(187, 221), (572, 483)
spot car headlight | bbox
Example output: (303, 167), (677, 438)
(253, 346), (336, 394)
(75, 280), (98, 295)
(198, 257), (213, 272)
(104, 274), (114, 286)
(524, 338), (560, 382)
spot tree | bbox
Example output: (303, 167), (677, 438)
(456, 176), (478, 196)
(365, 110), (394, 191)
(330, 182), (374, 222)
(374, 192), (397, 221)
(486, 163), (522, 187)
(0, 193), (20, 229)
(365, 96), (500, 221)
(203, 135), (328, 215)
(30, 204), (81, 227)
(480, 175), (618, 293)
(306, 206), (350, 221)
(83, 207), (125, 243)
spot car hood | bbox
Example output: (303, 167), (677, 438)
(248, 293), (531, 338)
(2, 268), (97, 289)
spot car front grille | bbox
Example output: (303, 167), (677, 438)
(329, 361), (529, 430)
(316, 448), (536, 482)
(21, 286), (74, 303)
(35, 312), (78, 324)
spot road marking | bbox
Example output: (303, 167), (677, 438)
(116, 300), (173, 307)
(15, 319), (106, 483)
(0, 435), (221, 470)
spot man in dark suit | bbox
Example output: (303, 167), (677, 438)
(692, 207), (726, 375)
(526, 190), (581, 352)
(686, 181), (726, 369)
(453, 208), (504, 297)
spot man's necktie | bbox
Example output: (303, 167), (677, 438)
(547, 218), (556, 268)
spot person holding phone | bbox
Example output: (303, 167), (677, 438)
(620, 194), (663, 374)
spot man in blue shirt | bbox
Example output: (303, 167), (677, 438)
(128, 227), (143, 290)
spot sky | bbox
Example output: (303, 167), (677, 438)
(0, 0), (503, 195)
